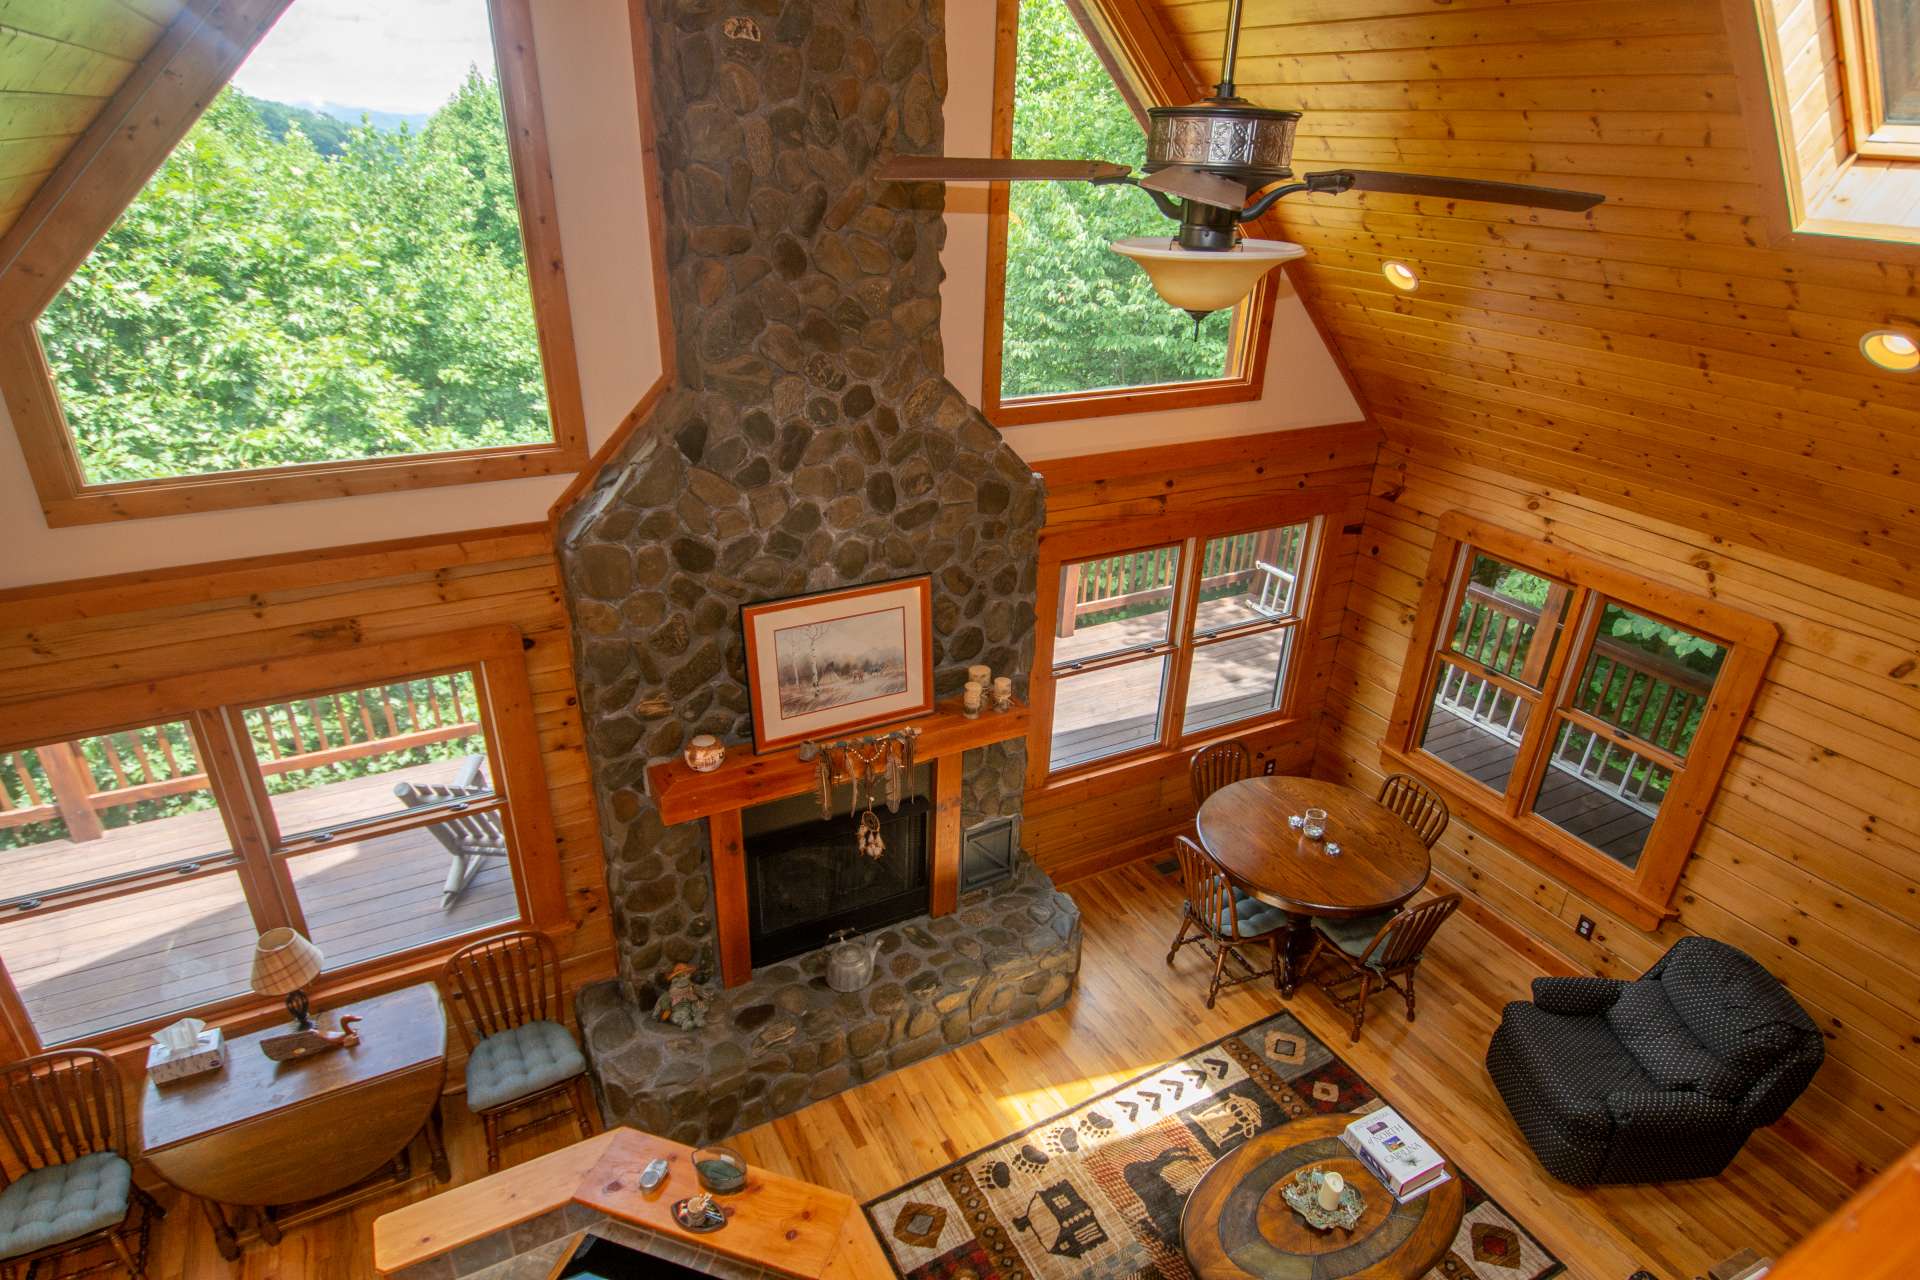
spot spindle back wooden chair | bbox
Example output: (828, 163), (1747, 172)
(1304, 894), (1462, 1043)
(1189, 740), (1253, 809)
(1167, 835), (1287, 1008)
(0, 1049), (161, 1279)
(1377, 772), (1450, 849)
(442, 931), (597, 1171)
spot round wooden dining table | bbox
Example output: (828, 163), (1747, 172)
(1195, 776), (1431, 995)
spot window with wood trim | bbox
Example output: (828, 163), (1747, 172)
(982, 0), (1275, 427)
(1041, 506), (1325, 775)
(0, 627), (558, 1051)
(0, 0), (587, 526)
(1385, 514), (1777, 929)
(1837, 0), (1920, 159)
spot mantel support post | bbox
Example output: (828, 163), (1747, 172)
(708, 809), (752, 988)
(931, 752), (963, 916)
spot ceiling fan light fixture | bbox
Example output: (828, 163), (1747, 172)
(1860, 329), (1918, 372)
(1109, 236), (1306, 320)
(1382, 260), (1419, 291)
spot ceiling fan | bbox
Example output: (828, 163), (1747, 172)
(876, 0), (1604, 322)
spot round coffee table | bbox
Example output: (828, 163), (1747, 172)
(1181, 1114), (1464, 1279)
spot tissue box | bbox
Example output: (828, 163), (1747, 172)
(146, 1028), (225, 1083)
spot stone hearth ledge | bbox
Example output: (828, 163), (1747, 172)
(579, 854), (1081, 1146)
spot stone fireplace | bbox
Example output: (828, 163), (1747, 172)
(552, 0), (1082, 1145)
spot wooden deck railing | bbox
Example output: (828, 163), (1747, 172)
(1437, 584), (1717, 813)
(0, 676), (480, 844)
(1056, 527), (1304, 637)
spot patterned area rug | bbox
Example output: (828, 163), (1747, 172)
(864, 1012), (1563, 1279)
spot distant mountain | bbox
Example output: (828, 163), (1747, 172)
(310, 102), (433, 134)
(240, 94), (432, 158)
(243, 95), (353, 156)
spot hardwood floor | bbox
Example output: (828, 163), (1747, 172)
(134, 856), (1849, 1280)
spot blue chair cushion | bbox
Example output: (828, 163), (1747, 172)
(1313, 910), (1399, 965)
(466, 1020), (587, 1112)
(0, 1152), (131, 1261)
(1217, 894), (1289, 938)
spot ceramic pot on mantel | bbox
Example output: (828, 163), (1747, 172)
(683, 734), (726, 773)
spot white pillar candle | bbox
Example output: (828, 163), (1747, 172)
(1317, 1170), (1345, 1211)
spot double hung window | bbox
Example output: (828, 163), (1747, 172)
(0, 628), (555, 1049)
(1044, 513), (1324, 774)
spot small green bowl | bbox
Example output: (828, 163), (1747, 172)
(692, 1144), (747, 1194)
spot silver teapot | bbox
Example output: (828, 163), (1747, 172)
(825, 928), (881, 992)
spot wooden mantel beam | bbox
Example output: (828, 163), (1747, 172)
(645, 699), (1030, 987)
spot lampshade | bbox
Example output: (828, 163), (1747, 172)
(1109, 236), (1306, 320)
(250, 927), (323, 996)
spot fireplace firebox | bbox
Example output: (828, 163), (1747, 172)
(741, 770), (932, 967)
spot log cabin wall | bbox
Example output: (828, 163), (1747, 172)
(1022, 423), (1379, 881)
(0, 527), (616, 1070)
(1140, 0), (1920, 1190)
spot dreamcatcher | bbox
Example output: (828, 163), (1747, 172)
(801, 727), (921, 859)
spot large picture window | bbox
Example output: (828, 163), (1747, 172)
(0, 628), (558, 1051)
(981, 0), (1276, 427)
(1038, 502), (1328, 776)
(0, 0), (587, 524)
(1386, 514), (1777, 928)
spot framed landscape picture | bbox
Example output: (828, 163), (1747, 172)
(740, 576), (935, 752)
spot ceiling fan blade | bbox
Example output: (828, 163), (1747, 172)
(1140, 167), (1251, 211)
(876, 157), (1132, 184)
(1324, 169), (1605, 212)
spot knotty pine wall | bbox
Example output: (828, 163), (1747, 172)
(1319, 452), (1919, 1192)
(1023, 423), (1378, 880)
(1142, 0), (1920, 1188)
(0, 527), (615, 1060)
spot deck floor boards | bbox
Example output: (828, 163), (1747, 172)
(0, 758), (516, 1045)
(1051, 598), (1289, 770)
(1421, 714), (1654, 867)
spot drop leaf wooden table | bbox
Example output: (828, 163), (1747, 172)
(1181, 1113), (1465, 1279)
(139, 981), (451, 1260)
(1195, 776), (1432, 994)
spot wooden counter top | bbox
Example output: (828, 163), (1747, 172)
(372, 1127), (892, 1278)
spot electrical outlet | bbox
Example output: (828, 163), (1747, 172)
(1576, 916), (1596, 941)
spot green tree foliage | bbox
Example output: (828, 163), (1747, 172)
(1002, 0), (1233, 397)
(37, 72), (550, 483)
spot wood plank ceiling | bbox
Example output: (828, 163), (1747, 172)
(0, 0), (185, 238)
(1150, 0), (1920, 600)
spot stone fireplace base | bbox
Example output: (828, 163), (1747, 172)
(577, 855), (1081, 1145)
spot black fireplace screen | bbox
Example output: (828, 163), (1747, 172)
(743, 796), (931, 966)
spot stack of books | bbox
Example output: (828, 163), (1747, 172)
(1339, 1107), (1451, 1203)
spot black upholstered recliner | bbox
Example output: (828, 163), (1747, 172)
(1487, 935), (1823, 1186)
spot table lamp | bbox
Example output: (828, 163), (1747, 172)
(251, 928), (323, 1030)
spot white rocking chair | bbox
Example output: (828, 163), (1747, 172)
(393, 754), (507, 909)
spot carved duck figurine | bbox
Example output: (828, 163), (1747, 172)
(260, 1014), (362, 1063)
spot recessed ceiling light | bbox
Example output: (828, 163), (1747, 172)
(1861, 330), (1919, 372)
(1382, 260), (1419, 292)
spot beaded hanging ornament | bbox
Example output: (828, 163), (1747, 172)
(803, 727), (920, 859)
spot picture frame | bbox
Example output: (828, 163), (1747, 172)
(740, 576), (935, 753)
